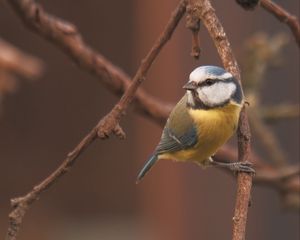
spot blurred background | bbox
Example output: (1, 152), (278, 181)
(0, 0), (299, 239)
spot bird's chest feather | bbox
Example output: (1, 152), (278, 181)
(190, 103), (240, 143)
(189, 104), (240, 158)
(173, 103), (241, 163)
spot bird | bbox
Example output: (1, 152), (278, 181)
(137, 65), (254, 183)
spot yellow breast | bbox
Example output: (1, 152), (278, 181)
(160, 102), (242, 165)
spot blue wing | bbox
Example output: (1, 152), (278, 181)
(136, 95), (198, 182)
(155, 95), (198, 153)
(155, 125), (197, 154)
(136, 124), (197, 183)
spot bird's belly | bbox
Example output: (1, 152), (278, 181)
(161, 104), (240, 165)
(161, 126), (235, 165)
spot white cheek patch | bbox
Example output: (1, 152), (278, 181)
(197, 82), (236, 107)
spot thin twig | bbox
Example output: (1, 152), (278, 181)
(5, 0), (187, 239)
(236, 0), (300, 46)
(255, 166), (300, 183)
(261, 104), (300, 122)
(242, 32), (289, 91)
(5, 0), (299, 239)
(7, 0), (172, 126)
(254, 165), (300, 210)
(0, 38), (44, 113)
(189, 1), (253, 240)
(96, 0), (187, 139)
(216, 147), (300, 210)
(260, 0), (300, 47)
(186, 2), (201, 59)
(249, 110), (287, 166)
(5, 127), (98, 240)
(241, 32), (289, 166)
(0, 38), (44, 79)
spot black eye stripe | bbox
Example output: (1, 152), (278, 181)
(198, 77), (233, 87)
(205, 79), (214, 86)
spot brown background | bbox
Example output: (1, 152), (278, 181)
(0, 0), (299, 239)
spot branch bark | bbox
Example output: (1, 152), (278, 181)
(5, 0), (299, 240)
(96, 0), (187, 139)
(216, 147), (300, 210)
(188, 1), (253, 240)
(260, 0), (300, 47)
(236, 0), (300, 47)
(186, 5), (201, 59)
(7, 0), (172, 126)
(5, 0), (187, 239)
(5, 127), (98, 240)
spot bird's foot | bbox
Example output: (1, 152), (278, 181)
(229, 161), (255, 174)
(210, 159), (255, 175)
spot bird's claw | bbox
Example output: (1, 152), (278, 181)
(230, 161), (255, 175)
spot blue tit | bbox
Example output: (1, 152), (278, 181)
(137, 65), (254, 182)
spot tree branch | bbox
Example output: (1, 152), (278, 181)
(216, 147), (300, 210)
(7, 0), (172, 126)
(249, 110), (287, 166)
(5, 0), (299, 239)
(96, 0), (187, 139)
(5, 0), (187, 239)
(186, 4), (201, 59)
(5, 127), (98, 240)
(261, 104), (300, 122)
(0, 38), (44, 79)
(240, 32), (290, 166)
(188, 1), (253, 240)
(236, 0), (300, 46)
(260, 0), (300, 47)
(0, 38), (44, 111)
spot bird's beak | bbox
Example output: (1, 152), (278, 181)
(183, 82), (197, 90)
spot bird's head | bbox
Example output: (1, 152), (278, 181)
(183, 66), (243, 109)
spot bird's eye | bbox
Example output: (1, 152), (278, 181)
(204, 79), (214, 86)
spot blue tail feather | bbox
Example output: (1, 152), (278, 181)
(136, 154), (158, 183)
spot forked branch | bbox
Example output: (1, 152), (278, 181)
(5, 0), (299, 240)
(5, 0), (187, 239)
(8, 0), (172, 126)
